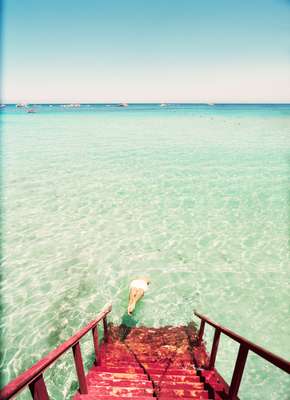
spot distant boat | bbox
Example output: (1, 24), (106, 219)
(207, 102), (215, 106)
(119, 103), (128, 107)
(16, 103), (27, 108)
(160, 103), (167, 107)
(63, 103), (81, 108)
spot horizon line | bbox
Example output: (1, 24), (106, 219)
(2, 102), (290, 105)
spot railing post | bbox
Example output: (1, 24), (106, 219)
(208, 328), (221, 369)
(228, 344), (249, 400)
(103, 316), (108, 343)
(72, 342), (88, 394)
(198, 319), (205, 344)
(92, 324), (99, 365)
(29, 374), (49, 400)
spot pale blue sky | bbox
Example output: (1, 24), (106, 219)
(2, 0), (290, 103)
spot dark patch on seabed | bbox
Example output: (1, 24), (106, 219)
(119, 312), (138, 341)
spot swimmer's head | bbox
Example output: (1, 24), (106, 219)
(137, 276), (150, 285)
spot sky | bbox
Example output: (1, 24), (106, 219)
(2, 0), (290, 103)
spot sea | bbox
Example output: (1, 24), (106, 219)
(1, 104), (290, 399)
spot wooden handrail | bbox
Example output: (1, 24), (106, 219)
(0, 304), (112, 400)
(194, 311), (290, 373)
(195, 311), (290, 400)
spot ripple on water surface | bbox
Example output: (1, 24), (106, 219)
(1, 105), (290, 399)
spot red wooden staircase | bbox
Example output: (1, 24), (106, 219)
(73, 324), (209, 399)
(0, 304), (289, 400)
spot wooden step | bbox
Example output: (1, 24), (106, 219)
(77, 397), (207, 400)
(94, 366), (144, 373)
(158, 397), (208, 400)
(100, 358), (139, 363)
(158, 389), (209, 399)
(143, 360), (192, 365)
(150, 374), (200, 383)
(104, 361), (141, 368)
(146, 367), (197, 375)
(102, 355), (135, 359)
(86, 386), (153, 396)
(74, 396), (152, 400)
(89, 371), (148, 381)
(156, 382), (204, 390)
(87, 378), (152, 388)
(137, 356), (192, 361)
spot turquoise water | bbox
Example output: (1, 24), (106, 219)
(1, 104), (290, 399)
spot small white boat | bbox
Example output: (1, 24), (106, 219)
(160, 103), (167, 107)
(63, 103), (81, 108)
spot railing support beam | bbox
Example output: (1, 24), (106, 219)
(29, 374), (49, 400)
(72, 342), (88, 394)
(103, 316), (108, 343)
(92, 325), (99, 365)
(198, 319), (205, 344)
(228, 344), (249, 400)
(208, 328), (221, 369)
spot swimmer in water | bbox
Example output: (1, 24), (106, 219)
(128, 277), (150, 315)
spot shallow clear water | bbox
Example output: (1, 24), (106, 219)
(1, 104), (290, 399)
